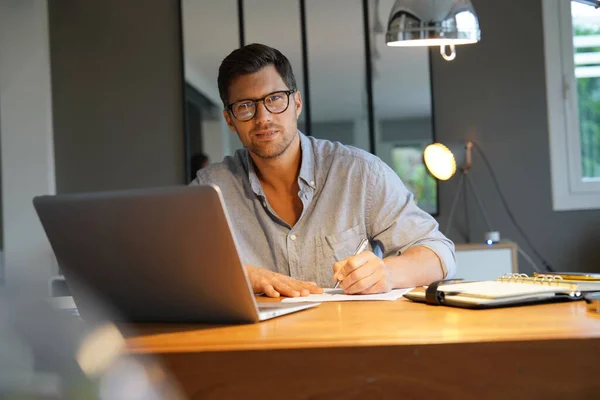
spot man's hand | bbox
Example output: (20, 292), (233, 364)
(245, 265), (323, 298)
(332, 251), (392, 295)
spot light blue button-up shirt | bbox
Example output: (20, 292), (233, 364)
(191, 132), (455, 287)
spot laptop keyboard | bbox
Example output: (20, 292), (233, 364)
(258, 303), (301, 311)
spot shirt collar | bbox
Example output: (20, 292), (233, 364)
(245, 152), (263, 197)
(244, 131), (316, 197)
(298, 131), (316, 190)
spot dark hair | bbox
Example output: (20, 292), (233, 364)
(217, 43), (297, 108)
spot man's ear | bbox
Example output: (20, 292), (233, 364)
(223, 110), (236, 133)
(294, 91), (303, 119)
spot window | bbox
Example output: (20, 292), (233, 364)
(391, 144), (437, 214)
(572, 2), (600, 180)
(543, 0), (600, 210)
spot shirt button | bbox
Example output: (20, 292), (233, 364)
(310, 180), (315, 186)
(290, 234), (297, 241)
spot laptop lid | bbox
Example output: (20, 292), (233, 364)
(33, 185), (262, 324)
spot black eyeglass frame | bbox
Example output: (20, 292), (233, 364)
(226, 89), (296, 121)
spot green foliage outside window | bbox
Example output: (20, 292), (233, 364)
(574, 25), (600, 178)
(391, 146), (437, 214)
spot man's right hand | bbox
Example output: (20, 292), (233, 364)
(245, 265), (323, 298)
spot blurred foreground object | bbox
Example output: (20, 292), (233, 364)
(0, 284), (185, 399)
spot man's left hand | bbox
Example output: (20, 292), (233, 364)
(332, 251), (392, 295)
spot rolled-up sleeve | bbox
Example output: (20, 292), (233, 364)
(366, 160), (456, 278)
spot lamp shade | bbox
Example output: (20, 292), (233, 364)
(424, 141), (472, 180)
(574, 0), (600, 7)
(386, 0), (481, 47)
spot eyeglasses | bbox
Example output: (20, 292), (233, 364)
(227, 90), (295, 122)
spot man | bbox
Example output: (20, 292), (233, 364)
(191, 43), (455, 298)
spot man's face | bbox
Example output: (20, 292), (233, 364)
(223, 65), (302, 160)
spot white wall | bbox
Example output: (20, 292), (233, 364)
(200, 118), (246, 165)
(186, 63), (222, 108)
(186, 67), (244, 162)
(0, 0), (57, 285)
(353, 117), (371, 152)
(227, 128), (244, 155)
(202, 120), (227, 164)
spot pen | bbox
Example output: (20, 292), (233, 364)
(333, 238), (369, 289)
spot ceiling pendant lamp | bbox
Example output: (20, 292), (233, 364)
(385, 0), (481, 61)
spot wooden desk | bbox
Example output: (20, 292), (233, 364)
(125, 299), (600, 399)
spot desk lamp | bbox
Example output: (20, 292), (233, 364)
(423, 141), (499, 244)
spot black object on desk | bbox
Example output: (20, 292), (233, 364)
(405, 273), (588, 309)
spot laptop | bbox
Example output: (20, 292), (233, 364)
(33, 184), (319, 323)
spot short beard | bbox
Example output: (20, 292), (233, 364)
(244, 125), (296, 160)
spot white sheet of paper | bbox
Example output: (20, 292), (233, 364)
(281, 288), (414, 303)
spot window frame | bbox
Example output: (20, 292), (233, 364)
(543, 0), (600, 211)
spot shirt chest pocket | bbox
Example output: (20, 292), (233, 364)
(315, 225), (368, 286)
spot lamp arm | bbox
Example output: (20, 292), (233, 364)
(471, 141), (555, 272)
(516, 245), (543, 273)
(464, 172), (493, 232)
(444, 172), (465, 239)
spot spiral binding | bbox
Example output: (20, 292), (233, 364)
(497, 273), (575, 288)
(499, 273), (529, 282)
(533, 274), (563, 283)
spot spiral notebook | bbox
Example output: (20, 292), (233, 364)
(404, 273), (600, 309)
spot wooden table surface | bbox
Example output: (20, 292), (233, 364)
(124, 298), (600, 399)
(125, 298), (600, 354)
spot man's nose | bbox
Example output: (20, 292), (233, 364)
(253, 101), (273, 123)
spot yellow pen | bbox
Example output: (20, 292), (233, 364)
(333, 238), (369, 289)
